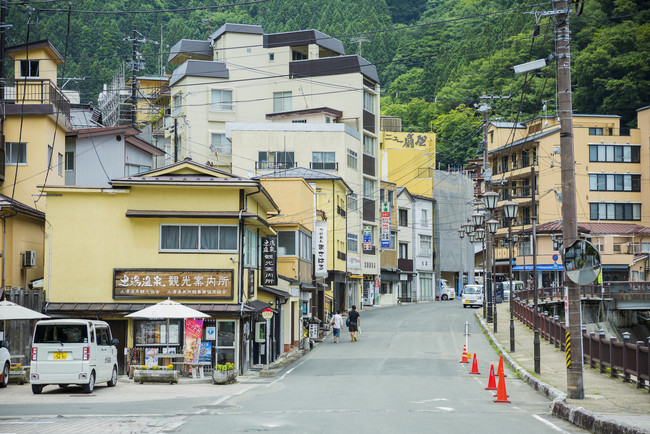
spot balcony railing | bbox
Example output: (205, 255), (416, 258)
(1, 79), (70, 122)
(310, 161), (338, 171)
(256, 161), (297, 170)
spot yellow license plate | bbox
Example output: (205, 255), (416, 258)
(463, 300), (469, 304)
(53, 352), (67, 360)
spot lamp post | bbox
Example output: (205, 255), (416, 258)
(503, 199), (519, 352)
(482, 192), (498, 325)
(458, 228), (466, 297)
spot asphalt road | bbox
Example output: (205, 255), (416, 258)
(0, 302), (585, 433)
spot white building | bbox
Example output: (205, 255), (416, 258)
(412, 194), (435, 301)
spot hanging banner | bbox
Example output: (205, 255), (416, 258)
(315, 221), (328, 277)
(262, 236), (278, 286)
(381, 202), (390, 248)
(363, 225), (372, 250)
(184, 319), (204, 363)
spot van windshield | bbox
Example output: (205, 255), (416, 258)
(464, 286), (481, 294)
(34, 324), (88, 344)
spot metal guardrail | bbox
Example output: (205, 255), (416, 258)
(513, 298), (649, 392)
(516, 281), (650, 302)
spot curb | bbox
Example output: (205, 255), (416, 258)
(475, 312), (647, 434)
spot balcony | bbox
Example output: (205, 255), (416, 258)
(310, 161), (338, 171)
(151, 84), (171, 106)
(337, 251), (346, 261)
(398, 258), (413, 272)
(256, 161), (297, 170)
(1, 79), (70, 124)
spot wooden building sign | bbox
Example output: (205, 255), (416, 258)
(113, 269), (234, 299)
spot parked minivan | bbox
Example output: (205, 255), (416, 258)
(30, 319), (119, 394)
(439, 279), (455, 300)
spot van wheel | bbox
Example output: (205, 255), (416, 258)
(463, 305), (467, 309)
(83, 371), (95, 394)
(107, 367), (117, 387)
(32, 384), (43, 394)
(441, 294), (448, 300)
(0, 363), (8, 388)
(58, 384), (69, 388)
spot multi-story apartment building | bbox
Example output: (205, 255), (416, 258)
(487, 106), (650, 284)
(166, 23), (381, 309)
(412, 194), (435, 301)
(396, 187), (416, 301)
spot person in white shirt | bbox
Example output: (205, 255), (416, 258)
(328, 310), (343, 343)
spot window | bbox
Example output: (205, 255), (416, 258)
(299, 231), (312, 262)
(347, 149), (358, 169)
(292, 50), (307, 61)
(258, 151), (295, 169)
(363, 178), (374, 199)
(421, 209), (428, 224)
(589, 203), (641, 221)
(172, 94), (182, 116)
(65, 151), (74, 171)
(588, 145), (640, 163)
(278, 231), (296, 256)
(419, 235), (432, 256)
(211, 133), (231, 156)
(214, 321), (236, 365)
(57, 153), (63, 175)
(511, 154), (517, 169)
(399, 242), (408, 259)
(244, 227), (259, 267)
(363, 91), (375, 114)
(126, 164), (151, 175)
(347, 233), (358, 253)
(363, 135), (375, 156)
(134, 320), (181, 346)
(501, 156), (508, 172)
(160, 224), (237, 251)
(379, 189), (385, 204)
(399, 209), (408, 227)
(210, 89), (233, 111)
(347, 193), (358, 211)
(521, 149), (529, 167)
(312, 151), (336, 170)
(589, 127), (604, 135)
(20, 60), (39, 78)
(273, 91), (292, 112)
(6, 142), (27, 164)
(47, 145), (53, 170)
(389, 232), (396, 250)
(292, 119), (307, 123)
(269, 53), (275, 62)
(589, 174), (641, 192)
(388, 190), (394, 206)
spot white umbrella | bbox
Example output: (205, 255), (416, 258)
(125, 299), (210, 352)
(0, 300), (50, 320)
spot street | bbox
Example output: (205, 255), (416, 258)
(0, 302), (584, 433)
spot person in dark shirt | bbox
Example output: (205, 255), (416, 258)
(348, 305), (360, 342)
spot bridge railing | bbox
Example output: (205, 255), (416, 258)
(516, 281), (650, 302)
(512, 298), (649, 392)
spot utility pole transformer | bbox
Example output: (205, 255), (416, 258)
(554, 0), (584, 399)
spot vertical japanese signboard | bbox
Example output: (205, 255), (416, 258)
(184, 319), (204, 363)
(363, 225), (372, 250)
(315, 221), (328, 277)
(262, 236), (278, 286)
(381, 202), (390, 248)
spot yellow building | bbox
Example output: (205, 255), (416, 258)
(1, 40), (69, 302)
(43, 159), (290, 373)
(487, 107), (650, 284)
(256, 168), (352, 314)
(380, 131), (436, 197)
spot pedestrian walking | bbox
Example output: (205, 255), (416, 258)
(328, 310), (343, 343)
(348, 305), (360, 342)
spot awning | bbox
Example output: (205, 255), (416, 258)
(513, 264), (564, 271)
(247, 300), (277, 313)
(258, 286), (291, 299)
(348, 274), (363, 279)
(603, 265), (629, 271)
(45, 302), (257, 314)
(495, 259), (516, 265)
(380, 271), (399, 282)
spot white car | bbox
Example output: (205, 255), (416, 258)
(30, 319), (119, 394)
(461, 284), (483, 308)
(0, 341), (10, 388)
(439, 279), (455, 300)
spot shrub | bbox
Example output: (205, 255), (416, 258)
(215, 362), (235, 371)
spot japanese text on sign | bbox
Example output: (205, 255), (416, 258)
(315, 221), (328, 277)
(262, 236), (278, 286)
(381, 202), (390, 248)
(113, 269), (233, 299)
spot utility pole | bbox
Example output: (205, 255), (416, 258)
(531, 165), (540, 374)
(478, 101), (493, 324)
(0, 0), (7, 100)
(123, 26), (154, 128)
(554, 0), (584, 399)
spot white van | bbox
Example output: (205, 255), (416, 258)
(439, 279), (455, 300)
(30, 319), (119, 394)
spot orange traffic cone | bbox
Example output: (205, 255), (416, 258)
(469, 353), (480, 375)
(485, 364), (497, 390)
(459, 345), (469, 364)
(496, 354), (507, 378)
(494, 372), (511, 403)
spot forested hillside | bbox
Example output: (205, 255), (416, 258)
(5, 0), (648, 167)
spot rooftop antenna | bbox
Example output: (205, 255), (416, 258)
(350, 37), (370, 57)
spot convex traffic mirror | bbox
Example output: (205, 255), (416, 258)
(563, 239), (601, 285)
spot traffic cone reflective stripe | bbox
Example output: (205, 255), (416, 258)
(459, 345), (469, 364)
(485, 364), (497, 390)
(494, 371), (511, 403)
(469, 353), (480, 375)
(497, 355), (507, 378)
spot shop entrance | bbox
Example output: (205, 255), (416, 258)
(106, 320), (127, 374)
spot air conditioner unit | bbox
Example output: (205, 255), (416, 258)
(21, 250), (36, 268)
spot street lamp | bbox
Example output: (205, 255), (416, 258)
(503, 200), (519, 352)
(472, 211), (485, 227)
(458, 228), (465, 239)
(483, 191), (499, 210)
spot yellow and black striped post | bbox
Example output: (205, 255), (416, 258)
(565, 331), (571, 369)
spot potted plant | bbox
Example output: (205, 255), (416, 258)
(133, 364), (179, 384)
(9, 363), (29, 385)
(212, 362), (237, 384)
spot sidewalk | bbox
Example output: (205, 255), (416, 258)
(480, 303), (650, 434)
